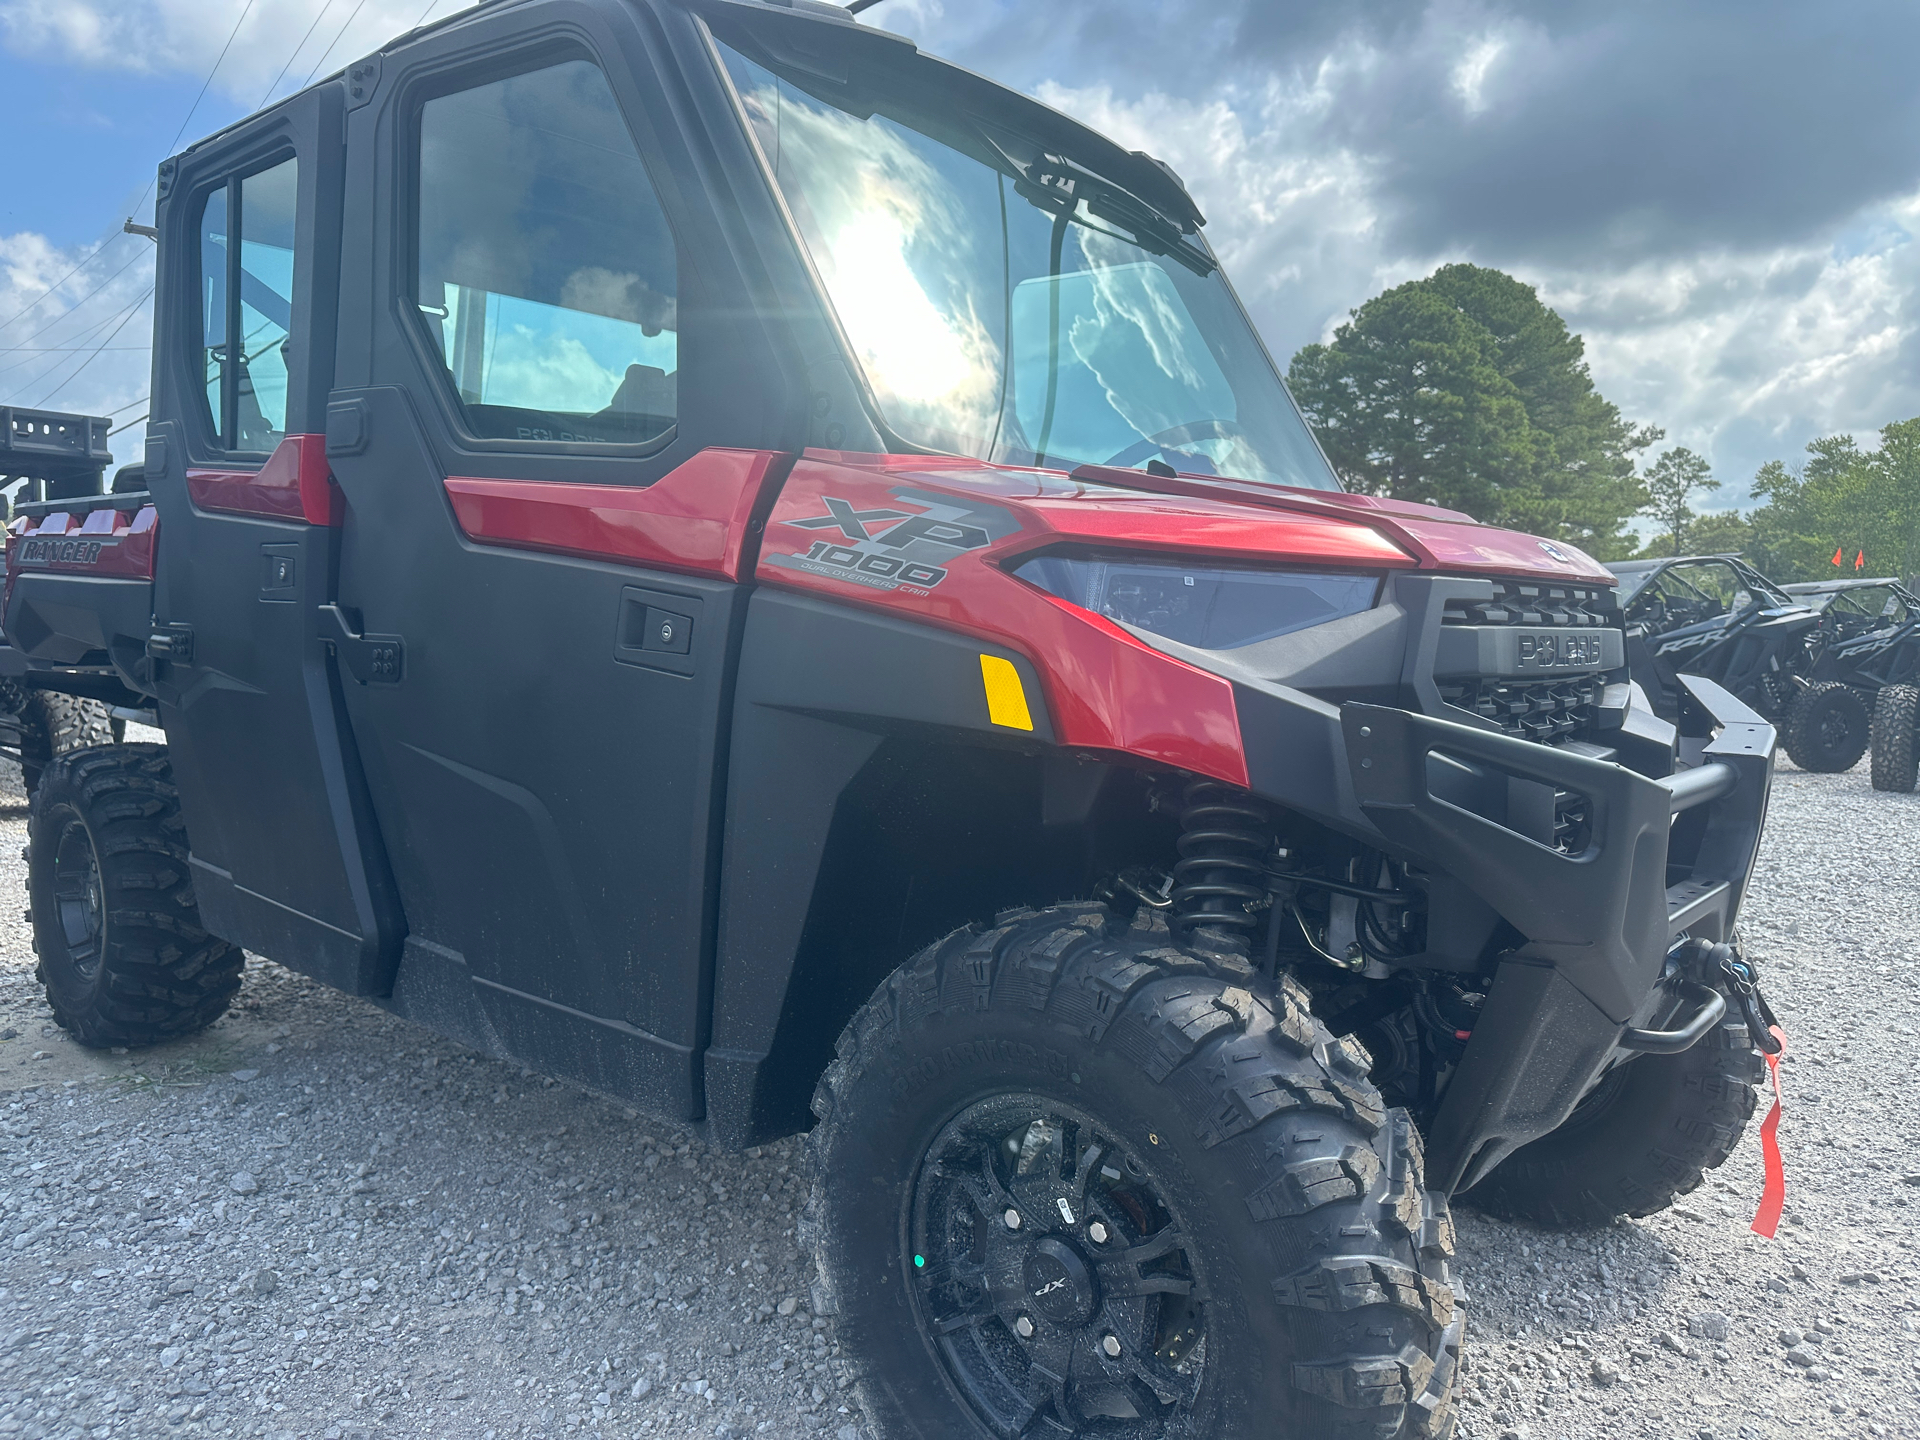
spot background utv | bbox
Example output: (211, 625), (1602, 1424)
(1, 1), (1781, 1436)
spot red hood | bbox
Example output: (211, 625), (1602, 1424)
(1064, 463), (1616, 585)
(792, 451), (1616, 587)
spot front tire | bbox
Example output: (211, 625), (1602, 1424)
(1783, 681), (1871, 773)
(804, 903), (1460, 1439)
(27, 745), (243, 1048)
(1869, 684), (1919, 792)
(1460, 1019), (1763, 1227)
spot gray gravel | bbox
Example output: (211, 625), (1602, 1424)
(0, 750), (1910, 1440)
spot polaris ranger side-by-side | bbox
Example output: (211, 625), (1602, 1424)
(0, 408), (127, 787)
(6, 3), (1781, 1435)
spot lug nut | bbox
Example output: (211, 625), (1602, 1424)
(1013, 1315), (1035, 1339)
(1087, 1220), (1109, 1244)
(1003, 1208), (1022, 1231)
(1101, 1333), (1122, 1358)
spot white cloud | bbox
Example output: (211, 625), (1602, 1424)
(1032, 77), (1920, 507)
(0, 1), (470, 105)
(0, 228), (155, 468)
(8, 0), (1918, 512)
(1450, 33), (1507, 115)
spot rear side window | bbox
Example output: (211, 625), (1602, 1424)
(413, 60), (679, 447)
(197, 156), (300, 453)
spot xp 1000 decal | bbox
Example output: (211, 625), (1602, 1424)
(766, 488), (1020, 596)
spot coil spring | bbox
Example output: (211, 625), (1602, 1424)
(1168, 780), (1272, 958)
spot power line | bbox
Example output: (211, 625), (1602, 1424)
(258, 0), (341, 110)
(109, 412), (150, 438)
(34, 289), (157, 410)
(0, 247), (152, 356)
(3, 0), (263, 355)
(0, 297), (147, 387)
(0, 287), (152, 406)
(129, 0), (264, 224)
(302, 0), (375, 90)
(0, 231), (128, 336)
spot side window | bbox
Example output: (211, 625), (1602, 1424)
(413, 59), (679, 447)
(196, 157), (300, 453)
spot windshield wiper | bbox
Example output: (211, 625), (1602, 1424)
(986, 142), (1217, 278)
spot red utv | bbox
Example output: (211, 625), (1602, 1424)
(3, 3), (1780, 1436)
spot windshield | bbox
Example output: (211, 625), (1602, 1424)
(1609, 566), (1656, 604)
(713, 40), (1341, 491)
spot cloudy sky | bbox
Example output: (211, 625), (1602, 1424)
(3, 0), (1917, 515)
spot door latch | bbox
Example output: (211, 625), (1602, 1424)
(317, 604), (405, 685)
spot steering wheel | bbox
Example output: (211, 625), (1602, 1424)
(1103, 418), (1245, 469)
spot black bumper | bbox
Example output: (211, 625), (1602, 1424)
(1341, 674), (1775, 1192)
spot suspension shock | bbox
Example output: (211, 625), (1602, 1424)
(1168, 780), (1272, 961)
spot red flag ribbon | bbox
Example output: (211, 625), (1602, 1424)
(1749, 1025), (1788, 1238)
(1855, 551), (1866, 570)
(1831, 547), (1844, 566)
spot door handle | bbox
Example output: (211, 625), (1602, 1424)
(317, 604), (405, 685)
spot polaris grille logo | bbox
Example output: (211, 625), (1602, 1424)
(1516, 632), (1607, 669)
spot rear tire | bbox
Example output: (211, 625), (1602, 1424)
(1869, 684), (1919, 792)
(1459, 1020), (1763, 1227)
(27, 744), (243, 1048)
(16, 689), (118, 793)
(804, 904), (1461, 1439)
(1782, 681), (1871, 773)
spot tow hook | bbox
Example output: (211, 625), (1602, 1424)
(1704, 941), (1784, 1055)
(1621, 938), (1781, 1056)
(1674, 937), (1782, 1055)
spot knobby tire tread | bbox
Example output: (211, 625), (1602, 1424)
(27, 744), (243, 1048)
(1782, 681), (1870, 774)
(1869, 684), (1918, 792)
(804, 904), (1460, 1439)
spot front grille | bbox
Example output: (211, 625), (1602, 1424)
(1442, 579), (1618, 628)
(1436, 673), (1608, 745)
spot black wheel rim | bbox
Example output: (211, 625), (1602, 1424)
(1818, 701), (1855, 754)
(50, 811), (105, 983)
(906, 1094), (1207, 1437)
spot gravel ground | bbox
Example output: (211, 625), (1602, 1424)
(0, 749), (1910, 1440)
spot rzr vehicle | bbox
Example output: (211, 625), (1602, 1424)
(1781, 578), (1920, 787)
(1785, 576), (1920, 694)
(1789, 577), (1920, 789)
(0, 408), (129, 787)
(5, 3), (1781, 1436)
(1608, 554), (1843, 767)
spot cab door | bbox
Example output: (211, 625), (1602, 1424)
(147, 85), (402, 994)
(323, 4), (801, 1114)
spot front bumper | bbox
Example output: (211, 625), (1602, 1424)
(1339, 674), (1774, 1191)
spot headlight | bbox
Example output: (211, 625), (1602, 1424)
(1012, 551), (1381, 650)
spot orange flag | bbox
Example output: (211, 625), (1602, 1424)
(1856, 550), (1866, 570)
(1832, 547), (1845, 566)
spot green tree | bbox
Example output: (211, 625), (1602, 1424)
(1747, 420), (1920, 582)
(1287, 263), (1659, 556)
(1638, 447), (1719, 555)
(1637, 508), (1751, 560)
